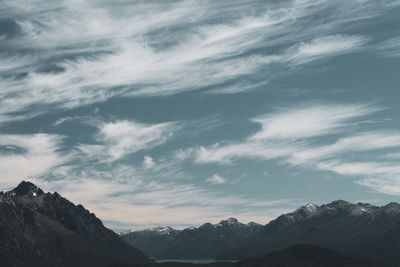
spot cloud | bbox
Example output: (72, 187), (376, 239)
(44, 176), (295, 229)
(288, 131), (400, 165)
(206, 174), (227, 185)
(79, 120), (179, 162)
(99, 120), (177, 161)
(194, 141), (298, 164)
(313, 160), (400, 195)
(250, 104), (375, 140)
(143, 156), (156, 169)
(235, 35), (368, 71)
(382, 152), (400, 159)
(180, 103), (400, 195)
(29, 132), (297, 229)
(1, 0), (399, 230)
(38, 102), (399, 228)
(283, 35), (367, 65)
(377, 36), (400, 57)
(0, 134), (67, 188)
(188, 104), (377, 164)
(205, 80), (269, 95)
(0, 0), (389, 123)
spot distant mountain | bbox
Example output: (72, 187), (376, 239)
(0, 181), (151, 267)
(123, 226), (181, 258)
(122, 217), (262, 259)
(218, 200), (400, 262)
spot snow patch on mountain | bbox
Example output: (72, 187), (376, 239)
(305, 203), (318, 213)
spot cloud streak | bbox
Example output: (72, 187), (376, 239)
(45, 176), (295, 229)
(1, 0), (399, 230)
(0, 134), (67, 188)
(377, 36), (400, 57)
(207, 174), (227, 185)
(97, 120), (178, 162)
(181, 103), (400, 195)
(0, 0), (391, 123)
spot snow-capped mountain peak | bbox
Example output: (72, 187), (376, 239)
(215, 217), (241, 227)
(305, 203), (318, 213)
(11, 181), (44, 198)
(148, 226), (174, 235)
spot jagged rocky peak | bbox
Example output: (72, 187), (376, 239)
(319, 200), (354, 213)
(148, 226), (175, 234)
(0, 180), (152, 266)
(327, 199), (352, 208)
(263, 200), (361, 234)
(296, 202), (318, 214)
(380, 202), (400, 215)
(305, 202), (318, 212)
(292, 202), (319, 217)
(11, 180), (44, 197)
(218, 217), (239, 225)
(314, 200), (381, 216)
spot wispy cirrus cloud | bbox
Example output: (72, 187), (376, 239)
(206, 174), (227, 185)
(283, 35), (367, 65)
(22, 117), (296, 229)
(315, 161), (400, 195)
(78, 120), (179, 162)
(250, 104), (375, 140)
(188, 104), (377, 164)
(0, 0), (392, 124)
(288, 132), (400, 165)
(39, 174), (295, 229)
(0, 134), (67, 188)
(376, 36), (400, 57)
(1, 0), (399, 230)
(0, 114), (294, 228)
(179, 103), (400, 195)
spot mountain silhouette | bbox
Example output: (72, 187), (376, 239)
(218, 200), (400, 262)
(2, 182), (400, 266)
(0, 181), (151, 267)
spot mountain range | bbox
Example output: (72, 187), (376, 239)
(218, 200), (400, 262)
(2, 181), (400, 267)
(122, 218), (262, 259)
(122, 200), (400, 263)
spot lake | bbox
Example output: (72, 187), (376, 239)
(154, 259), (238, 264)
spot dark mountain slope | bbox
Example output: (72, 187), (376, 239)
(218, 200), (400, 262)
(352, 203), (400, 262)
(137, 244), (398, 267)
(0, 181), (151, 267)
(237, 244), (399, 267)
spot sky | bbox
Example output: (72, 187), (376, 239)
(0, 0), (400, 231)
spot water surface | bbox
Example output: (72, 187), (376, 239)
(154, 259), (238, 264)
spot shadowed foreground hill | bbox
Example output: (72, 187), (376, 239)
(141, 245), (397, 267)
(0, 181), (151, 267)
(237, 244), (399, 267)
